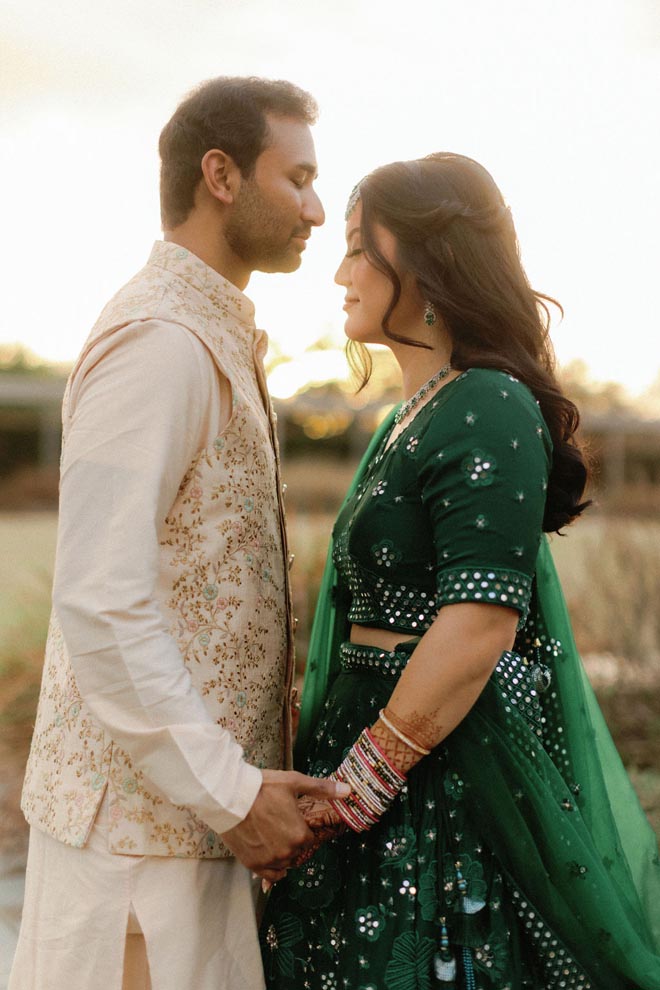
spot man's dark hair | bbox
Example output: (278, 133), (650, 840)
(158, 76), (318, 229)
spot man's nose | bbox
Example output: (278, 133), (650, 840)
(304, 189), (325, 228)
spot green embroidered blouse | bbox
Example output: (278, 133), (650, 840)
(332, 367), (552, 633)
(265, 369), (660, 990)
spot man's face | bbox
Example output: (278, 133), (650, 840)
(225, 114), (325, 273)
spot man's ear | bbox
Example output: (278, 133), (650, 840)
(200, 149), (241, 206)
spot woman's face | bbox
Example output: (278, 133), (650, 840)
(334, 201), (422, 345)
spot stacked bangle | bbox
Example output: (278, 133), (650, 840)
(378, 708), (432, 755)
(329, 727), (407, 832)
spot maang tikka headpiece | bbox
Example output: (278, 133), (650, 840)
(344, 179), (364, 221)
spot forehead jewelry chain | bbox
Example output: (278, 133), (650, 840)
(394, 363), (452, 425)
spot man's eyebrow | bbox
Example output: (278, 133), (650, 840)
(297, 162), (318, 179)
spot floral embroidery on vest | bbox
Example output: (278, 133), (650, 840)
(21, 242), (294, 857)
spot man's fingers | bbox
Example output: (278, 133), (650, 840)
(293, 772), (351, 800)
(261, 768), (351, 800)
(257, 868), (288, 890)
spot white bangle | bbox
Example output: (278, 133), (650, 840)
(378, 709), (431, 756)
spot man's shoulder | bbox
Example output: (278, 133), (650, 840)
(90, 256), (178, 331)
(83, 318), (215, 379)
(79, 254), (215, 369)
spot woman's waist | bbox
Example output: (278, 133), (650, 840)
(349, 623), (419, 651)
(339, 627), (420, 677)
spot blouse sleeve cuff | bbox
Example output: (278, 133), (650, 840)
(436, 566), (533, 628)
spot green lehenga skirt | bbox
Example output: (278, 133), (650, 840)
(260, 638), (660, 990)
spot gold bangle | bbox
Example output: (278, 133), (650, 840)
(378, 709), (431, 756)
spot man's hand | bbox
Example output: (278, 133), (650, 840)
(221, 770), (350, 884)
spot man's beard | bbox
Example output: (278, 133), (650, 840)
(225, 179), (301, 273)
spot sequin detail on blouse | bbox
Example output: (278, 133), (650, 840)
(334, 529), (439, 632)
(331, 369), (551, 637)
(437, 568), (534, 624)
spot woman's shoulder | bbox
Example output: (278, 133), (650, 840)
(417, 366), (551, 456)
(453, 366), (539, 408)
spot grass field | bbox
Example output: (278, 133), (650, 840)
(1, 509), (659, 852)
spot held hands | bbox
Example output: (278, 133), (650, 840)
(290, 794), (347, 867)
(292, 713), (427, 856)
(298, 793), (346, 840)
(220, 769), (350, 885)
(228, 709), (430, 886)
(280, 722), (416, 876)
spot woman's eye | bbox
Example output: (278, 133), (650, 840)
(345, 248), (363, 259)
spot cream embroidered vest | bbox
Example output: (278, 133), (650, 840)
(22, 242), (294, 857)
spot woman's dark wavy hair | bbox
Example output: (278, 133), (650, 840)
(349, 152), (590, 532)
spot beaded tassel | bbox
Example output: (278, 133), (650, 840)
(455, 861), (468, 896)
(455, 860), (486, 915)
(532, 636), (552, 692)
(433, 917), (457, 984)
(462, 947), (476, 990)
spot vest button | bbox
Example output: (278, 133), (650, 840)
(288, 553), (295, 570)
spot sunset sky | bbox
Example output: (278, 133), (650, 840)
(2, 0), (659, 397)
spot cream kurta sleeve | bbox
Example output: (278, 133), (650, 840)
(52, 319), (263, 836)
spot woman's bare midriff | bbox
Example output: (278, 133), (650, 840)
(349, 624), (418, 651)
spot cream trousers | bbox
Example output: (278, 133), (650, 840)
(8, 794), (265, 990)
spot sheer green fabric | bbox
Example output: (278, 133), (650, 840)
(293, 409), (395, 761)
(266, 390), (660, 990)
(441, 538), (660, 986)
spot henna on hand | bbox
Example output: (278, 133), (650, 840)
(369, 702), (444, 775)
(298, 794), (346, 835)
(291, 795), (346, 865)
(382, 705), (440, 752)
(370, 719), (421, 773)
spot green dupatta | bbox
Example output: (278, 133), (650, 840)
(295, 408), (660, 990)
(295, 410), (396, 760)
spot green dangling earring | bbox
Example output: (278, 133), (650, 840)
(424, 301), (437, 326)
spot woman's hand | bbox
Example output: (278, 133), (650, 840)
(299, 793), (346, 834)
(290, 795), (346, 866)
(259, 797), (345, 887)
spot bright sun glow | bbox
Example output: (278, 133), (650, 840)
(268, 351), (352, 400)
(2, 0), (660, 396)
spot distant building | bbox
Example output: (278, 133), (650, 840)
(0, 373), (65, 477)
(581, 411), (660, 499)
(1, 373), (660, 510)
